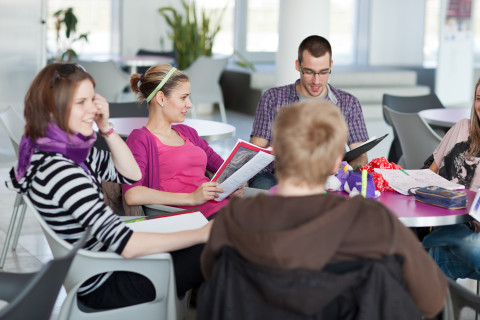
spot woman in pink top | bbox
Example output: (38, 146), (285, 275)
(122, 64), (241, 219)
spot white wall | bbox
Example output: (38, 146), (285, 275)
(276, 0), (330, 86)
(121, 0), (179, 56)
(122, 0), (429, 70)
(435, 0), (474, 107)
(0, 0), (46, 111)
(369, 0), (425, 66)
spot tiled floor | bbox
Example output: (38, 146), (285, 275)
(0, 108), (478, 319)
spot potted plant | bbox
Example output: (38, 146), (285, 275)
(53, 7), (89, 62)
(158, 0), (225, 70)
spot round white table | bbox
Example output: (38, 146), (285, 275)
(419, 108), (470, 128)
(119, 55), (175, 74)
(105, 117), (236, 142)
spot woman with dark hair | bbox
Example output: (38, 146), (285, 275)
(423, 78), (480, 280)
(7, 63), (211, 309)
(122, 64), (242, 220)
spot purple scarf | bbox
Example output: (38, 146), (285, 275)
(16, 122), (97, 179)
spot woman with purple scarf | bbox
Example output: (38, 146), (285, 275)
(7, 63), (211, 309)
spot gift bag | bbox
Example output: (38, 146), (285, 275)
(360, 157), (403, 191)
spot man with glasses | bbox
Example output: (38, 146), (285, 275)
(249, 35), (369, 189)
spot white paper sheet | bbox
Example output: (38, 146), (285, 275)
(215, 151), (274, 201)
(374, 168), (465, 195)
(126, 211), (208, 233)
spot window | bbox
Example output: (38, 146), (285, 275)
(196, 0), (235, 56)
(196, 0), (279, 62)
(234, 0), (355, 64)
(423, 0), (441, 67)
(246, 0), (279, 53)
(474, 0), (480, 64)
(46, 0), (112, 60)
(329, 0), (356, 65)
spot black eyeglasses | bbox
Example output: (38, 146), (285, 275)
(299, 64), (331, 78)
(50, 63), (86, 89)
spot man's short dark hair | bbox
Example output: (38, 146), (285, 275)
(298, 35), (332, 63)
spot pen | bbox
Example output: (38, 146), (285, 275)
(124, 217), (146, 224)
(400, 169), (410, 176)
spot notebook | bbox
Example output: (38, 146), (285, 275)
(343, 134), (388, 162)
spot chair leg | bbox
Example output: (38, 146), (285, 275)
(0, 195), (23, 269)
(11, 201), (27, 251)
(218, 102), (227, 123)
(477, 280), (479, 320)
(190, 105), (199, 119)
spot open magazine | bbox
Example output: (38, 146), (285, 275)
(211, 139), (274, 201)
(343, 133), (388, 162)
(374, 168), (465, 195)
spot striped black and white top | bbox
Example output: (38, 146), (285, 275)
(8, 147), (136, 295)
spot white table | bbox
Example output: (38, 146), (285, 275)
(119, 55), (175, 74)
(105, 117), (236, 142)
(419, 108), (471, 128)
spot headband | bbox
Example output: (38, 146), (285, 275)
(146, 67), (177, 103)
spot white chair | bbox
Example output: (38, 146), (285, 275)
(0, 106), (27, 269)
(23, 195), (189, 320)
(78, 60), (131, 102)
(184, 56), (228, 123)
(383, 105), (442, 169)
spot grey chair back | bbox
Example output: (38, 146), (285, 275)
(0, 228), (88, 320)
(109, 101), (149, 118)
(383, 105), (442, 169)
(94, 101), (149, 151)
(382, 93), (444, 163)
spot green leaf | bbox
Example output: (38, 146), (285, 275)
(158, 0), (227, 69)
(61, 48), (77, 62)
(63, 7), (77, 39)
(52, 7), (89, 61)
(233, 50), (256, 71)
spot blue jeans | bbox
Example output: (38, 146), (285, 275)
(248, 172), (277, 190)
(422, 223), (480, 280)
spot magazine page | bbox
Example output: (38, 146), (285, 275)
(212, 139), (274, 201)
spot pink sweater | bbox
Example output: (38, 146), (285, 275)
(123, 125), (227, 217)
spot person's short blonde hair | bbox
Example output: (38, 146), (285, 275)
(272, 100), (348, 186)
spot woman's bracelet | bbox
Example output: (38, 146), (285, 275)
(100, 122), (115, 137)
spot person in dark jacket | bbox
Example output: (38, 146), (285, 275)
(199, 100), (447, 319)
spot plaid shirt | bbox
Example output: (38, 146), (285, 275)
(251, 80), (369, 173)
